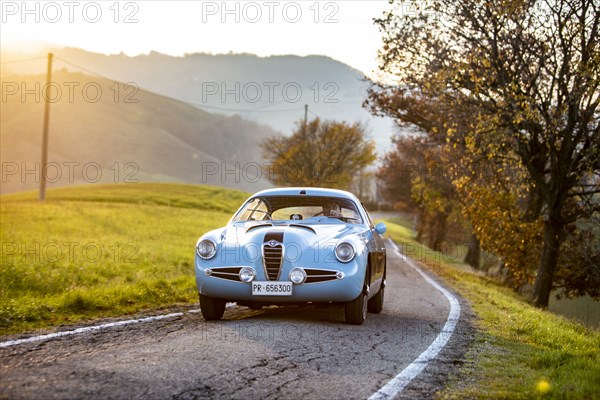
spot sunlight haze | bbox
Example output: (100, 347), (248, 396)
(1, 0), (390, 77)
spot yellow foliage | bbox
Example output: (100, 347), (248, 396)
(262, 118), (376, 189)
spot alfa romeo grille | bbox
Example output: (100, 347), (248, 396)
(262, 244), (283, 280)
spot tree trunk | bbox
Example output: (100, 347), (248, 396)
(464, 231), (481, 269)
(415, 207), (426, 242)
(532, 217), (563, 307)
(430, 212), (447, 252)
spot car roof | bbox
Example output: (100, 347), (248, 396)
(250, 187), (360, 202)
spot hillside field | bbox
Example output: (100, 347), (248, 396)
(0, 183), (248, 334)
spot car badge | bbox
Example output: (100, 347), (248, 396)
(266, 240), (280, 247)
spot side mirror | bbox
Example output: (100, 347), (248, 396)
(375, 222), (387, 235)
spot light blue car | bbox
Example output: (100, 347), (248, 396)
(194, 187), (387, 325)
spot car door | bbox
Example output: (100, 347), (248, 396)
(362, 205), (386, 285)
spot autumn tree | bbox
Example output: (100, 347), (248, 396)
(452, 155), (544, 286)
(367, 71), (484, 265)
(262, 118), (376, 190)
(377, 134), (462, 252)
(368, 0), (600, 306)
(376, 135), (422, 212)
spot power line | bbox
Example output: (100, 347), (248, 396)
(0, 56), (46, 65)
(52, 56), (342, 115)
(309, 110), (321, 119)
(56, 56), (306, 113)
(54, 57), (133, 87)
(192, 103), (305, 113)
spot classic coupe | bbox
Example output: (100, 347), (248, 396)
(194, 187), (387, 325)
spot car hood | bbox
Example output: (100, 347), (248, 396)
(223, 222), (364, 248)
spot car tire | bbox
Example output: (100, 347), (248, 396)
(345, 288), (368, 325)
(199, 294), (226, 321)
(367, 283), (384, 314)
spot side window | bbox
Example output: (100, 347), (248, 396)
(235, 198), (270, 221)
(249, 200), (269, 220)
(361, 203), (375, 229)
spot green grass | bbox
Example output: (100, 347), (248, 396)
(378, 218), (600, 400)
(381, 216), (417, 242)
(0, 183), (248, 334)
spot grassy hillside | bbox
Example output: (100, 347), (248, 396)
(0, 70), (274, 194)
(378, 217), (600, 399)
(0, 183), (248, 334)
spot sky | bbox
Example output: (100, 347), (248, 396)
(1, 0), (392, 77)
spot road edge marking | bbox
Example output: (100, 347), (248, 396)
(0, 312), (184, 348)
(369, 240), (461, 400)
(0, 303), (237, 348)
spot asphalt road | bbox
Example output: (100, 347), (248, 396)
(0, 243), (473, 400)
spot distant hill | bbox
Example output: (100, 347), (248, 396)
(0, 70), (275, 194)
(1, 48), (395, 153)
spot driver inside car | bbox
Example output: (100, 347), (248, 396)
(323, 201), (342, 218)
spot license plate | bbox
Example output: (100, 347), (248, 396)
(252, 281), (293, 296)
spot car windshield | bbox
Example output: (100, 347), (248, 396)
(232, 195), (363, 224)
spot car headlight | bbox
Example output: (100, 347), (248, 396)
(289, 267), (307, 284)
(335, 242), (355, 263)
(196, 239), (217, 260)
(239, 267), (256, 283)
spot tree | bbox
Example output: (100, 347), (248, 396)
(368, 0), (600, 306)
(555, 213), (600, 299)
(377, 134), (464, 252)
(262, 118), (376, 189)
(366, 67), (484, 264)
(376, 135), (423, 212)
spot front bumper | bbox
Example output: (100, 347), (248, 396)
(194, 257), (365, 303)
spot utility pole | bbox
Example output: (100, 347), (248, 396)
(39, 53), (53, 201)
(303, 104), (308, 132)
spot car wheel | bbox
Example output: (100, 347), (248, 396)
(199, 294), (226, 321)
(367, 282), (384, 314)
(345, 287), (368, 325)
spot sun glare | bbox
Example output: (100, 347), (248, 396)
(0, 1), (390, 77)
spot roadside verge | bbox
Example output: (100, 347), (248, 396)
(378, 218), (600, 399)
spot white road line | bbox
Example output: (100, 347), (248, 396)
(0, 312), (184, 349)
(0, 303), (238, 349)
(369, 240), (461, 400)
